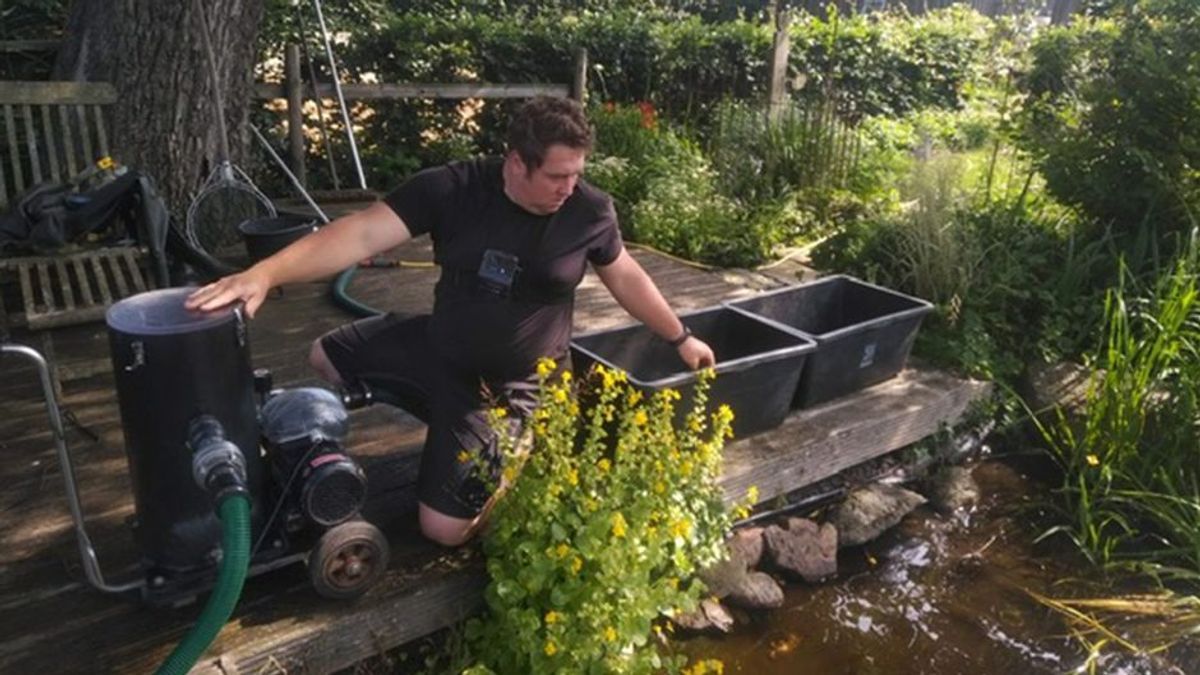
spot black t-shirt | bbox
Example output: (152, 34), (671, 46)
(383, 157), (623, 380)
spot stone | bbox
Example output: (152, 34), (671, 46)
(725, 570), (785, 609)
(698, 555), (747, 599)
(764, 518), (838, 582)
(673, 598), (735, 633)
(698, 526), (766, 598)
(729, 526), (765, 568)
(926, 465), (980, 513)
(828, 483), (927, 547)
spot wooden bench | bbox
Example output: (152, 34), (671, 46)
(1, 80), (116, 210)
(0, 81), (157, 328)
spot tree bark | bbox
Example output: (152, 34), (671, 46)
(53, 0), (265, 210)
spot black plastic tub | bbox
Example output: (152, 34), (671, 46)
(570, 307), (816, 437)
(238, 215), (318, 263)
(726, 275), (933, 407)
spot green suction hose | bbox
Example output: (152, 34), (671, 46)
(332, 266), (383, 317)
(155, 495), (251, 675)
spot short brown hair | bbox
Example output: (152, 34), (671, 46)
(506, 96), (593, 170)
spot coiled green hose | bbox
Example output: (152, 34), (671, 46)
(332, 266), (382, 317)
(155, 495), (251, 675)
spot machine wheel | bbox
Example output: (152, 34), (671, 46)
(308, 520), (389, 600)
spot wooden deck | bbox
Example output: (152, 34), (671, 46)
(0, 237), (988, 674)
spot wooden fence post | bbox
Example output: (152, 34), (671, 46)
(767, 9), (791, 121)
(572, 47), (588, 104)
(284, 43), (307, 188)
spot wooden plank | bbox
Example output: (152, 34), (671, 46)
(40, 104), (60, 184)
(59, 105), (78, 177)
(253, 81), (570, 101)
(22, 104), (41, 185)
(16, 264), (36, 319)
(0, 40), (61, 53)
(718, 370), (992, 504)
(0, 127), (8, 207)
(75, 105), (94, 164)
(122, 249), (147, 292)
(188, 567), (488, 675)
(35, 262), (54, 312)
(5, 104), (24, 195)
(72, 257), (95, 306)
(89, 254), (113, 303)
(105, 253), (129, 299)
(92, 105), (109, 159)
(0, 81), (118, 106)
(54, 260), (76, 311)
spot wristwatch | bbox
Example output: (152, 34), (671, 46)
(667, 325), (692, 348)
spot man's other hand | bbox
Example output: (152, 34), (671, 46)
(185, 269), (271, 318)
(677, 336), (715, 370)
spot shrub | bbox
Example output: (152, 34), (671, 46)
(464, 363), (744, 673)
(1017, 0), (1200, 245)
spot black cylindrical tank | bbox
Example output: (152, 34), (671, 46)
(106, 288), (264, 574)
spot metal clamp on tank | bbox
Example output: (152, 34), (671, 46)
(189, 415), (249, 506)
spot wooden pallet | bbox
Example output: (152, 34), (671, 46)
(0, 247), (150, 330)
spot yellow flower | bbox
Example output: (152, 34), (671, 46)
(544, 640), (558, 656)
(688, 416), (703, 432)
(553, 388), (569, 403)
(746, 485), (759, 503)
(604, 626), (617, 642)
(611, 512), (628, 538)
(502, 466), (517, 484)
(545, 610), (561, 625)
(1086, 454), (1100, 467)
(554, 543), (570, 559)
(492, 407), (508, 418)
(654, 481), (666, 494)
(456, 450), (471, 464)
(633, 410), (649, 426)
(561, 370), (572, 383)
(570, 556), (583, 574)
(568, 402), (580, 417)
(669, 517), (693, 538)
(537, 358), (555, 378)
(680, 460), (694, 476)
(584, 497), (599, 512)
(597, 458), (611, 473)
(567, 468), (579, 486)
(627, 390), (643, 405)
(716, 404), (734, 424)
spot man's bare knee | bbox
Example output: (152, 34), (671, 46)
(419, 503), (479, 547)
(308, 340), (343, 385)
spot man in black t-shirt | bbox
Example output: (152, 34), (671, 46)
(187, 97), (714, 546)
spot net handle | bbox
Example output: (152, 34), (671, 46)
(194, 0), (231, 165)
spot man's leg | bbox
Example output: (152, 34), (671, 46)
(416, 372), (541, 547)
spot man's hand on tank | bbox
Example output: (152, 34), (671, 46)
(185, 272), (270, 318)
(677, 336), (715, 370)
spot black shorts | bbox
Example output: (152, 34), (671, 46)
(319, 313), (540, 519)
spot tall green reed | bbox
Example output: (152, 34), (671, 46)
(1036, 232), (1200, 584)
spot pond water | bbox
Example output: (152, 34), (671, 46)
(679, 459), (1199, 674)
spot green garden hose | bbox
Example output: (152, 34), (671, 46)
(332, 266), (383, 317)
(155, 495), (252, 675)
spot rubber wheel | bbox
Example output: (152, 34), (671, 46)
(308, 520), (390, 600)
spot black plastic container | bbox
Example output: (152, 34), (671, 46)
(238, 215), (318, 263)
(107, 287), (266, 575)
(570, 307), (815, 437)
(726, 275), (933, 407)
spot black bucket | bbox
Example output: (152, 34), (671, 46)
(570, 307), (815, 437)
(238, 215), (318, 263)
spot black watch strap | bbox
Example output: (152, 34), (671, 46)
(667, 325), (692, 348)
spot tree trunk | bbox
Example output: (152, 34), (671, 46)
(53, 0), (265, 210)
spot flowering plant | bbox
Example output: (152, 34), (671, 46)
(464, 360), (740, 673)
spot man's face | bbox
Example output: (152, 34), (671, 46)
(508, 144), (586, 215)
